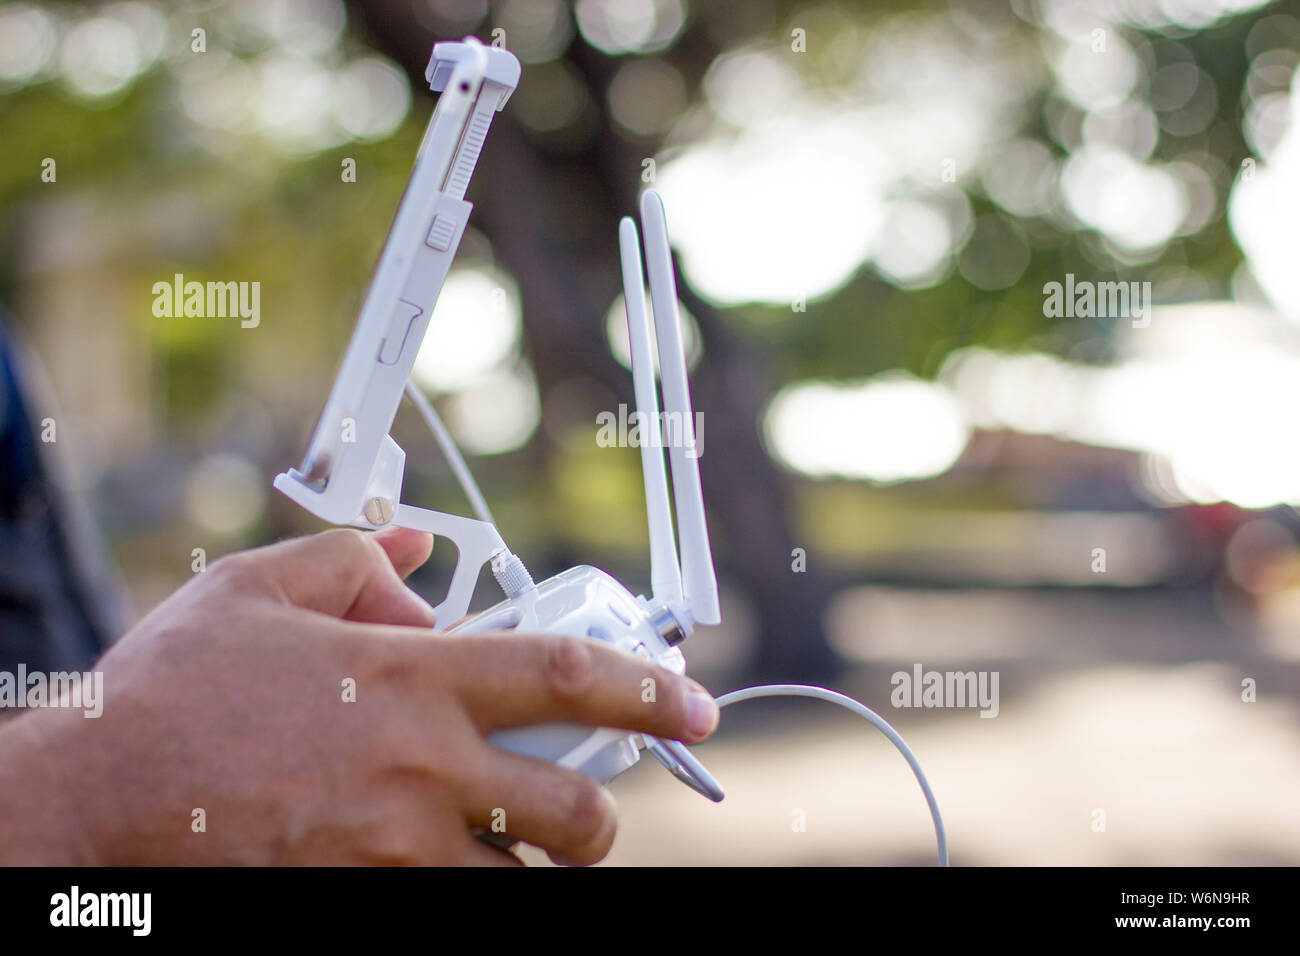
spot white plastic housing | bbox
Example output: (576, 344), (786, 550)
(449, 566), (686, 777)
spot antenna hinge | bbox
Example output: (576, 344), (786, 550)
(646, 601), (689, 647)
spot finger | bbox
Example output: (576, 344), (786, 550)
(371, 526), (434, 579)
(459, 746), (618, 866)
(434, 633), (720, 743)
(233, 529), (437, 628)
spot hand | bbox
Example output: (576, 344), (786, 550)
(0, 528), (720, 865)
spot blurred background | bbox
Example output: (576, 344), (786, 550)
(4, 0), (1300, 864)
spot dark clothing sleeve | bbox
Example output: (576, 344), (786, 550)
(0, 318), (121, 672)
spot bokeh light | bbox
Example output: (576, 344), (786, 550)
(574, 0), (685, 55)
(59, 15), (145, 100)
(412, 266), (523, 393)
(604, 290), (701, 372)
(939, 301), (1300, 508)
(494, 0), (573, 64)
(607, 57), (686, 137)
(764, 374), (971, 483)
(0, 4), (57, 86)
(442, 362), (542, 455)
(331, 56), (412, 141)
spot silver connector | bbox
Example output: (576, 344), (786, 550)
(490, 550), (534, 598)
(647, 602), (688, 647)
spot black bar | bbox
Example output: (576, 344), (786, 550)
(0, 865), (1281, 942)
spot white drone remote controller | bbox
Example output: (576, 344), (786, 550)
(449, 189), (724, 803)
(274, 38), (725, 807)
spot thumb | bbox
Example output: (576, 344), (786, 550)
(370, 525), (436, 579)
(245, 528), (437, 628)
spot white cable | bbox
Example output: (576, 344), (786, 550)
(403, 380), (495, 526)
(714, 684), (949, 867)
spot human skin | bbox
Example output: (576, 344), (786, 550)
(0, 527), (720, 865)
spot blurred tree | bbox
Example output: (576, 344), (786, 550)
(3, 0), (1293, 674)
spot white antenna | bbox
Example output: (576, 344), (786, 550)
(639, 190), (721, 627)
(620, 217), (685, 613)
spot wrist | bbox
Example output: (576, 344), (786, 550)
(0, 709), (104, 865)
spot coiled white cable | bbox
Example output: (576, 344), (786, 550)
(714, 684), (949, 866)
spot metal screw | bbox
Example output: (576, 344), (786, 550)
(364, 497), (394, 525)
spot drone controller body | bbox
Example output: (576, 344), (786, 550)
(447, 566), (687, 787)
(275, 40), (724, 842)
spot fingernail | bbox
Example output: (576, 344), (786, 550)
(685, 682), (719, 739)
